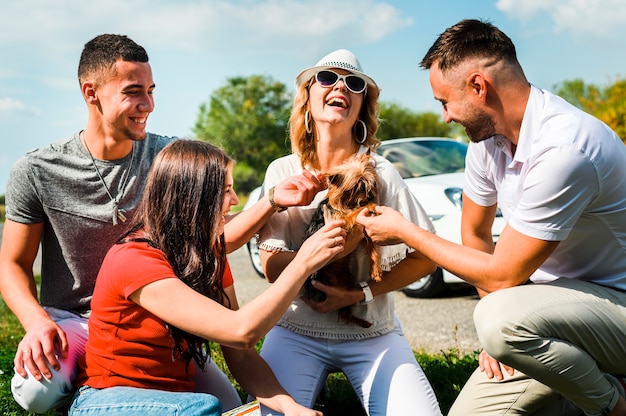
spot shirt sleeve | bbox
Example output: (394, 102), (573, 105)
(222, 260), (234, 288)
(5, 154), (46, 223)
(463, 142), (498, 207)
(112, 243), (178, 299)
(110, 243), (236, 296)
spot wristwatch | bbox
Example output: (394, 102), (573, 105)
(268, 186), (287, 212)
(359, 281), (374, 305)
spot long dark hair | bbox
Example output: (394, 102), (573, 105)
(119, 139), (232, 369)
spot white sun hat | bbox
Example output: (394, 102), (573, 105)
(295, 49), (377, 88)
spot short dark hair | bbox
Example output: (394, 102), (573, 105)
(420, 19), (518, 73)
(78, 34), (149, 84)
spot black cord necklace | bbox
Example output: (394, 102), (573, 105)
(81, 133), (135, 225)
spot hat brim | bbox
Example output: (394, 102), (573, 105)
(295, 65), (377, 89)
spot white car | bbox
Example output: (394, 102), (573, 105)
(244, 137), (505, 298)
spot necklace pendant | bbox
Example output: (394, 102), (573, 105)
(112, 205), (119, 226)
(117, 209), (127, 223)
(112, 203), (127, 226)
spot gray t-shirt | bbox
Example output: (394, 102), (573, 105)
(6, 132), (174, 315)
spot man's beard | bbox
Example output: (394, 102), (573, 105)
(462, 108), (496, 143)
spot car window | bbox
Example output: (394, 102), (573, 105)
(378, 140), (467, 178)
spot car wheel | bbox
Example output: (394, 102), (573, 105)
(246, 237), (265, 277)
(401, 267), (447, 298)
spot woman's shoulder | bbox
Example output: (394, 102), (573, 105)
(104, 241), (168, 268)
(268, 153), (301, 169)
(265, 154), (303, 184)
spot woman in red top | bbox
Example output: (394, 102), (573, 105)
(69, 140), (345, 416)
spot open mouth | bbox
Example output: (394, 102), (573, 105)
(326, 97), (348, 109)
(130, 117), (147, 125)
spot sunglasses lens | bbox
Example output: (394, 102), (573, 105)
(345, 76), (366, 93)
(316, 70), (338, 87)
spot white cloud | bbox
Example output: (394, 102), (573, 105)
(496, 0), (626, 37)
(0, 0), (411, 55)
(0, 98), (41, 119)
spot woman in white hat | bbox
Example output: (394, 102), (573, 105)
(255, 49), (442, 415)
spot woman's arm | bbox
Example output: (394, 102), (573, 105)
(303, 250), (436, 314)
(222, 344), (321, 416)
(224, 171), (324, 253)
(129, 221), (346, 349)
(216, 285), (321, 415)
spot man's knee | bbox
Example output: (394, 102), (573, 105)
(473, 290), (522, 359)
(12, 366), (74, 413)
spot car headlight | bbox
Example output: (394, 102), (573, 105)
(444, 187), (463, 211)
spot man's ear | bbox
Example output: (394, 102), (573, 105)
(468, 72), (486, 100)
(82, 82), (97, 104)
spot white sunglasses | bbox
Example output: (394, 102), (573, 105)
(314, 70), (367, 94)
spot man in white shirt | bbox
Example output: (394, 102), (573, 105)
(358, 19), (626, 416)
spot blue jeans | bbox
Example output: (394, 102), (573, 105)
(69, 385), (222, 415)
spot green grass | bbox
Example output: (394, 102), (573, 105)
(0, 295), (477, 415)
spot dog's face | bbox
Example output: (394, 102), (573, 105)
(325, 152), (379, 217)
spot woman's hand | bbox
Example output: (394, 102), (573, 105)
(295, 220), (347, 274)
(273, 170), (327, 208)
(301, 280), (363, 314)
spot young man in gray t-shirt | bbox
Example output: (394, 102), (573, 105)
(0, 34), (324, 414)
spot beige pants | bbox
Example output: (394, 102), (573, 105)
(449, 278), (626, 416)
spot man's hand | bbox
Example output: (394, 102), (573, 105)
(356, 206), (406, 245)
(478, 350), (515, 381)
(272, 171), (326, 208)
(15, 317), (68, 381)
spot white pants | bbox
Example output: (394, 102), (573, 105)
(258, 318), (442, 416)
(12, 307), (241, 414)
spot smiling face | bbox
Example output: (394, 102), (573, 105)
(218, 164), (239, 235)
(430, 61), (496, 143)
(91, 59), (155, 143)
(308, 68), (364, 129)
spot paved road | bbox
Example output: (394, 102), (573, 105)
(1, 222), (482, 354)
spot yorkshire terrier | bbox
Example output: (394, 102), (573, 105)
(302, 151), (382, 328)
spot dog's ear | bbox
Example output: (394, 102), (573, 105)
(327, 173), (343, 187)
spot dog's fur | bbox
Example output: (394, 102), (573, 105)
(302, 151), (382, 328)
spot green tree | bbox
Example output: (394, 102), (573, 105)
(555, 78), (626, 142)
(194, 75), (292, 193)
(377, 102), (456, 141)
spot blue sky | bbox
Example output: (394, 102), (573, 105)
(2, 0), (625, 194)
